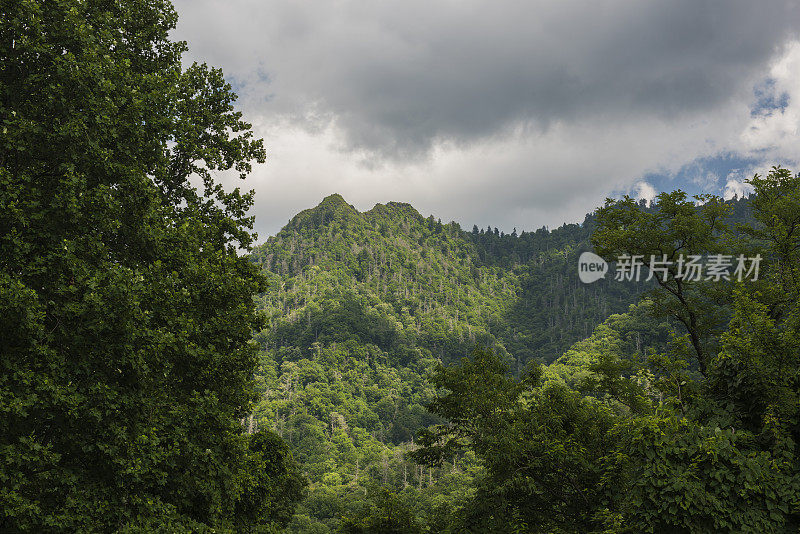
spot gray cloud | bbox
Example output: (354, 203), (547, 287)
(175, 0), (798, 157)
(172, 0), (800, 239)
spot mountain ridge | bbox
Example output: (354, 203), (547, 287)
(252, 193), (649, 364)
(249, 192), (754, 532)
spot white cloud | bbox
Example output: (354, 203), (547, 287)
(633, 181), (658, 204)
(236, 110), (750, 237)
(690, 170), (721, 190)
(741, 40), (800, 157)
(170, 1), (800, 240)
(723, 179), (752, 200)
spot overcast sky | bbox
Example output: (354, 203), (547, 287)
(172, 0), (800, 241)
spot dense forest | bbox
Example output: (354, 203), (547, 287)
(244, 189), (788, 532)
(3, 0), (799, 532)
(1, 1), (304, 531)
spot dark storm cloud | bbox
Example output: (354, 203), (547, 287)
(176, 0), (799, 157)
(172, 0), (800, 239)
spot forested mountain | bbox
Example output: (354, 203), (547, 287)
(411, 173), (800, 532)
(246, 194), (641, 531)
(251, 193), (645, 367)
(247, 192), (758, 531)
(7, 1), (794, 532)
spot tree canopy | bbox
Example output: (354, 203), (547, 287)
(1, 0), (303, 531)
(413, 167), (800, 532)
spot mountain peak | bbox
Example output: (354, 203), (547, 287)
(287, 193), (361, 231)
(364, 201), (423, 224)
(318, 193), (350, 208)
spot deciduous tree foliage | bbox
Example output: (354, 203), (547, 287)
(247, 191), (754, 530)
(246, 193), (656, 531)
(592, 191), (732, 374)
(414, 168), (800, 532)
(0, 0), (303, 531)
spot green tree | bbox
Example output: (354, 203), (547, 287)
(339, 488), (422, 534)
(596, 169), (800, 532)
(235, 430), (308, 532)
(413, 169), (800, 532)
(592, 191), (731, 374)
(413, 347), (619, 532)
(0, 0), (303, 531)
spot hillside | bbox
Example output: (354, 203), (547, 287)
(248, 191), (765, 531)
(248, 192), (759, 531)
(247, 194), (652, 531)
(251, 193), (645, 366)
